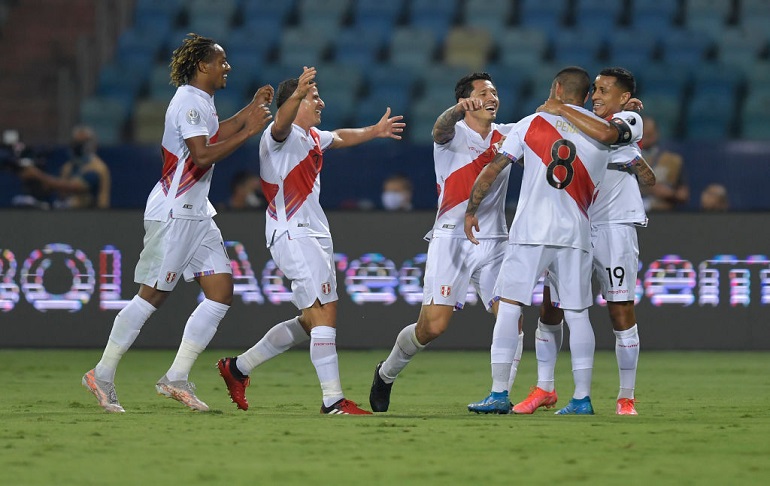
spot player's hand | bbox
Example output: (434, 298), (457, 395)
(625, 97), (644, 111)
(456, 97), (484, 113)
(294, 66), (317, 99)
(244, 103), (273, 135)
(253, 84), (274, 106)
(464, 214), (480, 245)
(374, 107), (405, 140)
(538, 98), (564, 115)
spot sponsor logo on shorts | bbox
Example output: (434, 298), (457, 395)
(183, 204), (193, 209)
(297, 222), (309, 227)
(165, 272), (177, 284)
(440, 285), (451, 297)
(608, 289), (629, 295)
(321, 282), (331, 295)
(442, 224), (456, 229)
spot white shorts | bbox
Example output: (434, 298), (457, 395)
(269, 233), (338, 310)
(135, 218), (232, 291)
(591, 224), (639, 302)
(495, 243), (593, 311)
(423, 237), (506, 312)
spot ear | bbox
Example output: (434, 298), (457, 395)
(549, 82), (559, 100)
(197, 59), (209, 75)
(619, 92), (631, 106)
(583, 91), (589, 104)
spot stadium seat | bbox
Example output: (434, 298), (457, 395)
(364, 65), (416, 114)
(496, 28), (549, 71)
(462, 0), (513, 38)
(352, 96), (407, 128)
(684, 92), (736, 140)
(132, 99), (168, 144)
(242, 0), (296, 24)
(80, 97), (128, 145)
(604, 29), (658, 68)
(628, 0), (679, 32)
(316, 63), (364, 95)
(352, 0), (403, 24)
(296, 0), (350, 28)
(229, 21), (282, 57)
(658, 30), (714, 68)
(518, 0), (569, 30)
(331, 26), (385, 67)
(443, 26), (493, 70)
(147, 63), (177, 102)
(691, 63), (743, 99)
(550, 28), (604, 67)
(277, 28), (332, 68)
(714, 28), (766, 73)
(572, 0), (624, 31)
(388, 27), (438, 69)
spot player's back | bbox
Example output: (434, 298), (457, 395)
(502, 108), (610, 251)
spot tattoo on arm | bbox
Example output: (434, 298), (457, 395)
(633, 157), (657, 186)
(466, 154), (510, 215)
(433, 105), (465, 144)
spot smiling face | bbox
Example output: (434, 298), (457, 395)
(466, 79), (499, 123)
(201, 44), (231, 93)
(295, 86), (325, 128)
(591, 75), (630, 119)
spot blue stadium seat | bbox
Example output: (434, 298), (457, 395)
(637, 93), (681, 137)
(352, 0), (403, 24)
(134, 0), (184, 19)
(388, 27), (437, 69)
(407, 0), (458, 21)
(185, 0), (238, 19)
(80, 97), (129, 145)
(352, 96), (407, 128)
(551, 29), (604, 67)
(331, 27), (384, 67)
(658, 30), (714, 68)
(604, 29), (658, 68)
(296, 0), (350, 28)
(496, 28), (548, 71)
(230, 20), (283, 57)
(316, 63), (364, 95)
(716, 28), (767, 73)
(257, 65), (303, 88)
(518, 0), (569, 30)
(637, 63), (691, 99)
(363, 64), (416, 114)
(462, 0), (513, 38)
(572, 0), (624, 31)
(408, 12), (453, 45)
(242, 0), (296, 24)
(629, 0), (679, 32)
(277, 28), (332, 68)
(147, 63), (177, 102)
(740, 87), (770, 138)
(691, 64), (743, 99)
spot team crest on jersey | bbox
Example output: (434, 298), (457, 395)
(440, 285), (451, 297)
(165, 272), (177, 284)
(186, 109), (201, 125)
(321, 282), (331, 295)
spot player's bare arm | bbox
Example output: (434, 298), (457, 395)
(330, 107), (405, 149)
(625, 155), (656, 186)
(464, 153), (511, 244)
(538, 98), (622, 145)
(433, 98), (483, 144)
(272, 67), (317, 142)
(218, 85), (275, 140)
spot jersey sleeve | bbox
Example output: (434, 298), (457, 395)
(176, 96), (212, 140)
(609, 110), (643, 146)
(499, 118), (528, 163)
(609, 142), (642, 165)
(314, 128), (335, 151)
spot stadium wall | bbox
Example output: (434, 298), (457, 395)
(1, 211), (768, 350)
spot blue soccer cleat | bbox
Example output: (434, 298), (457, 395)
(467, 391), (511, 414)
(555, 396), (595, 415)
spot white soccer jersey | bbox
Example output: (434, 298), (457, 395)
(144, 85), (219, 222)
(500, 108), (611, 252)
(259, 122), (334, 246)
(431, 120), (514, 239)
(590, 110), (648, 226)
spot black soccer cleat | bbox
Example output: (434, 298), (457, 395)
(369, 361), (394, 412)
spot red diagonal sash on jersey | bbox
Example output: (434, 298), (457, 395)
(159, 147), (178, 195)
(262, 180), (279, 220)
(283, 129), (323, 220)
(437, 130), (504, 218)
(175, 131), (218, 197)
(524, 116), (595, 218)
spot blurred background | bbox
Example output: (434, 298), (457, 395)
(1, 0), (769, 211)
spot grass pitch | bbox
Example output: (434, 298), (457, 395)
(1, 349), (768, 486)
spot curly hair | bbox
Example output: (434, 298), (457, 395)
(169, 33), (218, 87)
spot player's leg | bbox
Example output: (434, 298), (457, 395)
(594, 224), (640, 414)
(158, 220), (233, 411)
(512, 284), (561, 414)
(468, 244), (546, 414)
(550, 248), (596, 415)
(83, 220), (174, 412)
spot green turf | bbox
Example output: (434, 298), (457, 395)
(1, 349), (768, 486)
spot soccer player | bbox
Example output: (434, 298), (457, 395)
(368, 72), (521, 413)
(217, 66), (405, 415)
(82, 33), (274, 413)
(512, 67), (656, 415)
(465, 66), (611, 415)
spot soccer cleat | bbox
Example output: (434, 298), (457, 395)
(369, 361), (394, 412)
(512, 386), (558, 414)
(467, 391), (511, 414)
(321, 398), (373, 415)
(217, 357), (250, 411)
(156, 375), (209, 412)
(82, 369), (125, 413)
(555, 396), (594, 415)
(616, 398), (638, 415)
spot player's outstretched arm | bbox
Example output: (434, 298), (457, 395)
(330, 107), (405, 149)
(432, 98), (482, 144)
(538, 99), (621, 145)
(464, 153), (511, 244)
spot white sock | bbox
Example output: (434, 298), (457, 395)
(95, 295), (156, 382)
(310, 326), (344, 407)
(615, 324), (640, 399)
(237, 316), (308, 375)
(563, 309), (594, 399)
(490, 302), (521, 393)
(166, 299), (229, 382)
(535, 319), (563, 393)
(380, 323), (425, 383)
(507, 332), (524, 392)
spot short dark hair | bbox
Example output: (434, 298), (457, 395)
(554, 66), (591, 100)
(276, 78), (299, 109)
(454, 72), (493, 101)
(598, 67), (636, 95)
